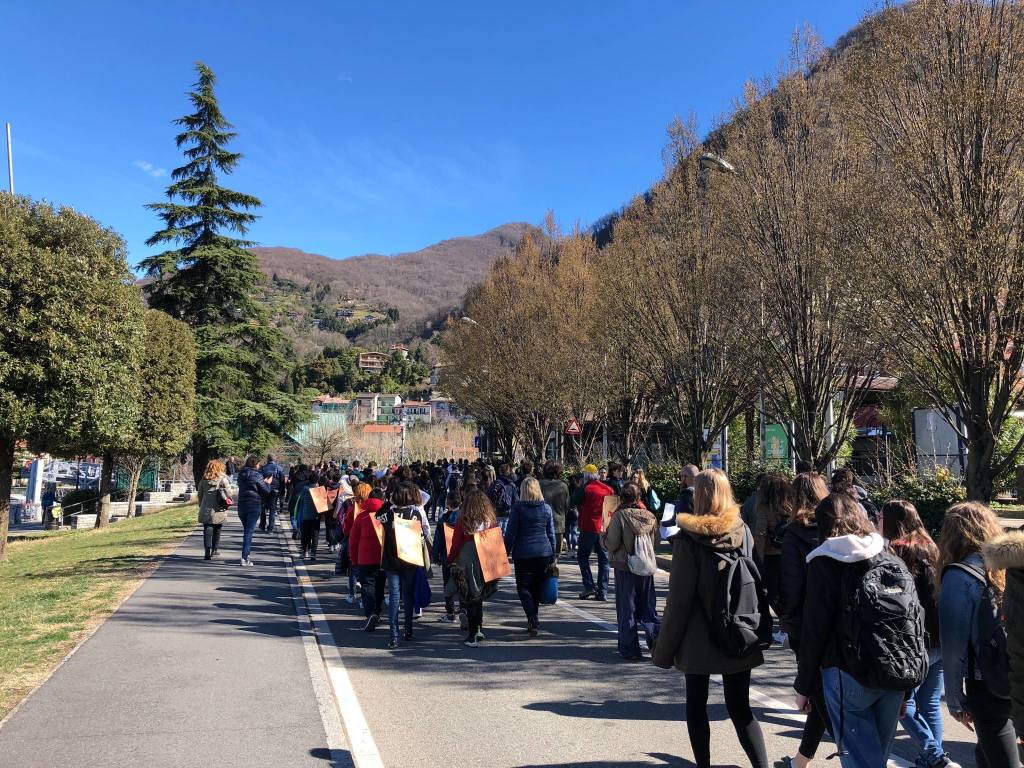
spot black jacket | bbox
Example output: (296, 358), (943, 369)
(236, 467), (271, 517)
(890, 541), (940, 649)
(377, 503), (428, 574)
(777, 517), (819, 639)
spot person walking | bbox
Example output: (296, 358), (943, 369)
(487, 463), (519, 534)
(539, 461), (569, 556)
(348, 488), (386, 629)
(376, 482), (430, 649)
(652, 469), (769, 768)
(750, 473), (793, 616)
(939, 503), (1018, 768)
(339, 481), (371, 601)
(795, 493), (927, 768)
(434, 488), (463, 623)
(504, 477), (556, 636)
(603, 482), (660, 661)
(572, 464), (614, 601)
(776, 471), (830, 768)
(259, 453), (286, 533)
(984, 527), (1024, 743)
(295, 468), (325, 561)
(881, 500), (955, 768)
(236, 456), (272, 566)
(197, 459), (232, 560)
(447, 489), (499, 648)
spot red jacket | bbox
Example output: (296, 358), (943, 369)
(348, 498), (385, 566)
(579, 480), (615, 534)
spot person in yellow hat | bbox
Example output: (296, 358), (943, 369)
(569, 464), (615, 599)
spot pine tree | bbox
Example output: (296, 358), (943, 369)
(141, 62), (305, 486)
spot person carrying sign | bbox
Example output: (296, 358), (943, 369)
(376, 482), (431, 650)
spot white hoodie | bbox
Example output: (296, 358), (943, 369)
(806, 532), (884, 564)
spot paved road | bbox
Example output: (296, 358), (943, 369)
(301, 543), (976, 768)
(0, 516), (977, 768)
(0, 518), (341, 768)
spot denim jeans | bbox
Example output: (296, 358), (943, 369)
(385, 569), (416, 640)
(566, 518), (579, 551)
(260, 492), (279, 531)
(238, 510), (260, 560)
(577, 530), (609, 596)
(901, 648), (944, 767)
(821, 666), (902, 768)
(613, 568), (660, 657)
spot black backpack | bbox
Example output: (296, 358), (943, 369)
(696, 528), (773, 657)
(840, 553), (928, 691)
(947, 561), (1011, 699)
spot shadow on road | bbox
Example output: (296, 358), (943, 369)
(513, 753), (698, 768)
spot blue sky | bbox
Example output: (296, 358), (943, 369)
(4, 1), (871, 268)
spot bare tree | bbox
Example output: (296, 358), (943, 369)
(720, 32), (883, 470)
(849, 0), (1024, 500)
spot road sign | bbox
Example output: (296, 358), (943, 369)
(564, 418), (582, 436)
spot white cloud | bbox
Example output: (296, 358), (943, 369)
(132, 160), (166, 178)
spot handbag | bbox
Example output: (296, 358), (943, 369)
(216, 486), (232, 511)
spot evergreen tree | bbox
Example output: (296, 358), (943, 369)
(141, 62), (305, 486)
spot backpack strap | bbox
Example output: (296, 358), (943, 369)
(947, 561), (987, 585)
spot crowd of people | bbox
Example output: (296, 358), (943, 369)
(197, 453), (1024, 768)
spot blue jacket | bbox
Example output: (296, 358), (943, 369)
(504, 500), (555, 560)
(940, 552), (986, 715)
(295, 482), (322, 523)
(236, 467), (271, 518)
(261, 461), (286, 493)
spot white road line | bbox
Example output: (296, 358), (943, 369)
(555, 592), (912, 768)
(279, 523), (385, 768)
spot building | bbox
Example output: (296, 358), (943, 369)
(357, 351), (389, 373)
(376, 394), (403, 423)
(389, 344), (410, 359)
(429, 396), (456, 422)
(311, 395), (351, 415)
(346, 393), (404, 424)
(335, 309), (354, 319)
(401, 400), (432, 424)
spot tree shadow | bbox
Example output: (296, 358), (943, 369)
(514, 754), (696, 768)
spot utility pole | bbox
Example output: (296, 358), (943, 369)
(5, 123), (12, 194)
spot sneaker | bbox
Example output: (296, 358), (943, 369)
(204, 552), (212, 561)
(929, 756), (961, 768)
(439, 613), (457, 623)
(773, 631), (788, 646)
(387, 637), (399, 650)
(618, 652), (645, 662)
(413, 608), (423, 619)
(527, 623), (538, 637)
(594, 594), (607, 602)
(578, 591), (595, 600)
(463, 634), (479, 648)
(345, 595), (358, 605)
(212, 549), (219, 556)
(239, 557), (247, 566)
(403, 631), (414, 641)
(774, 758), (796, 768)
(458, 611), (468, 630)
(310, 555), (317, 562)
(476, 629), (485, 641)
(364, 614), (380, 633)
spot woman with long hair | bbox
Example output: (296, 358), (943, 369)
(630, 468), (661, 515)
(197, 459), (231, 560)
(448, 489), (498, 647)
(882, 500), (950, 768)
(776, 471), (830, 768)
(340, 482), (372, 602)
(653, 469), (768, 768)
(752, 473), (793, 613)
(795, 493), (923, 768)
(504, 477), (556, 636)
(939, 502), (1019, 768)
(376, 482), (430, 650)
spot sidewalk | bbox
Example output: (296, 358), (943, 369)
(0, 519), (340, 768)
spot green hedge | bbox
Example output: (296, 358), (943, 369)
(871, 470), (966, 534)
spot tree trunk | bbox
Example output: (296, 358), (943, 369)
(965, 426), (997, 503)
(127, 459), (144, 517)
(745, 407), (756, 465)
(96, 451), (114, 528)
(192, 434), (210, 492)
(0, 437), (15, 562)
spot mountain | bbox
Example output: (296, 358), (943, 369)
(251, 222), (534, 354)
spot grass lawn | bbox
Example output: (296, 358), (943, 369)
(0, 505), (198, 720)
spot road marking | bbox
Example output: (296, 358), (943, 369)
(279, 524), (383, 768)
(554, 586), (912, 768)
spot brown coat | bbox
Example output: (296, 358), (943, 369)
(198, 474), (232, 525)
(651, 506), (764, 675)
(602, 504), (657, 572)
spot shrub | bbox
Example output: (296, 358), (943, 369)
(729, 461), (794, 504)
(872, 469), (966, 534)
(56, 489), (99, 521)
(644, 462), (681, 507)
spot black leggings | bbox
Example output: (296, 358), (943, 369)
(967, 678), (1022, 768)
(202, 523), (222, 555)
(465, 600), (484, 635)
(684, 671), (768, 768)
(300, 518), (321, 555)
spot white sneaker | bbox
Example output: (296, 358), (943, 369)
(773, 631), (788, 646)
(244, 558), (255, 567)
(240, 558), (247, 566)
(345, 595), (357, 604)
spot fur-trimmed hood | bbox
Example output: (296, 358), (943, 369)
(676, 507), (744, 550)
(984, 530), (1024, 570)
